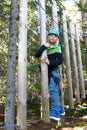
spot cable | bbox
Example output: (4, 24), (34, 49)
(35, 0), (59, 26)
(35, 0), (82, 42)
(0, 124), (19, 129)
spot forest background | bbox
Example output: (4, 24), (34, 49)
(0, 0), (87, 106)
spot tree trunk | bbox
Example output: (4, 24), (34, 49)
(80, 0), (87, 46)
(5, 0), (17, 130)
(39, 0), (50, 123)
(17, 0), (28, 129)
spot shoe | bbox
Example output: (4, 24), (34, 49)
(50, 110), (60, 120)
(60, 109), (65, 116)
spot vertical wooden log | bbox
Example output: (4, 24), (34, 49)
(51, 0), (58, 29)
(75, 25), (85, 99)
(59, 67), (64, 107)
(39, 0), (50, 122)
(80, 0), (87, 46)
(51, 0), (64, 106)
(51, 0), (59, 45)
(62, 12), (74, 109)
(69, 20), (80, 103)
(5, 0), (17, 130)
(17, 0), (27, 129)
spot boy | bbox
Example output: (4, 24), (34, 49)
(35, 28), (65, 120)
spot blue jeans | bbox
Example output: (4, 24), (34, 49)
(49, 69), (63, 113)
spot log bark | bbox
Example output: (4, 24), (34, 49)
(80, 0), (87, 46)
(5, 0), (17, 130)
(17, 0), (28, 129)
(69, 20), (80, 103)
(75, 25), (85, 99)
(62, 12), (74, 109)
(39, 0), (50, 123)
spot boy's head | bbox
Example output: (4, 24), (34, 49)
(48, 29), (59, 37)
(47, 29), (59, 44)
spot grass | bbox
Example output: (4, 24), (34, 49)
(65, 103), (87, 117)
(65, 121), (87, 127)
(64, 103), (87, 127)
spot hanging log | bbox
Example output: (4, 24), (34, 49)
(69, 19), (80, 103)
(75, 25), (85, 99)
(5, 0), (17, 130)
(39, 0), (50, 123)
(62, 12), (74, 109)
(17, 0), (27, 129)
(80, 0), (87, 46)
(51, 0), (59, 46)
(51, 0), (59, 29)
(51, 0), (64, 106)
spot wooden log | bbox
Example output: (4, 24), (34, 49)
(62, 12), (74, 109)
(69, 19), (80, 103)
(52, 0), (64, 107)
(39, 0), (50, 123)
(17, 0), (28, 129)
(75, 25), (85, 98)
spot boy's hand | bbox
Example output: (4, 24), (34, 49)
(41, 56), (50, 65)
(45, 42), (53, 49)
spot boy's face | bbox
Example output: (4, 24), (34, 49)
(48, 34), (58, 44)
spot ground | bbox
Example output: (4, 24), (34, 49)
(27, 103), (87, 130)
(0, 103), (87, 130)
(27, 116), (87, 130)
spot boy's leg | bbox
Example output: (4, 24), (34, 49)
(49, 76), (61, 113)
(49, 69), (65, 116)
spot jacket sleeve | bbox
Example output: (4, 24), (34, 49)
(34, 45), (47, 58)
(49, 53), (63, 66)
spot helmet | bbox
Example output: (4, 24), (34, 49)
(48, 29), (59, 36)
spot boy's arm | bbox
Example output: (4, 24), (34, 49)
(34, 45), (47, 58)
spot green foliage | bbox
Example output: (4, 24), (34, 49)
(63, 103), (87, 127)
(0, 0), (11, 39)
(75, 1), (87, 13)
(65, 121), (87, 127)
(0, 0), (10, 76)
(0, 0), (86, 104)
(65, 103), (87, 117)
(27, 0), (41, 101)
(27, 64), (41, 102)
(0, 0), (10, 104)
(80, 44), (87, 78)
